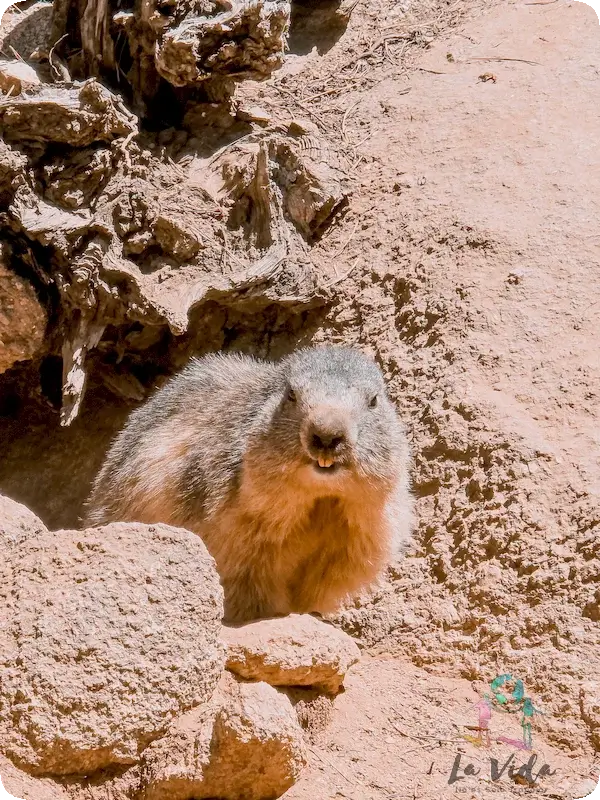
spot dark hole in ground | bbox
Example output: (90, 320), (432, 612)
(0, 300), (328, 530)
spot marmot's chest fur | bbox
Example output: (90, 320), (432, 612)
(200, 491), (389, 621)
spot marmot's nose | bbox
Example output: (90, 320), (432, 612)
(304, 406), (355, 458)
(311, 431), (345, 452)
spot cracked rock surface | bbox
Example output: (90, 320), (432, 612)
(223, 614), (361, 693)
(0, 499), (224, 776)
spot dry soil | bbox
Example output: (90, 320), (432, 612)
(1, 0), (599, 796)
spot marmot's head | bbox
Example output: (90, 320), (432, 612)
(251, 346), (408, 496)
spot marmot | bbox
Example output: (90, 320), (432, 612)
(86, 346), (414, 622)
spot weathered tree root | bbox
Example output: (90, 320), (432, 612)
(51, 0), (291, 114)
(0, 79), (348, 424)
(0, 0), (352, 423)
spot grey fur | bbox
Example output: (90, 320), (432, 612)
(86, 346), (414, 621)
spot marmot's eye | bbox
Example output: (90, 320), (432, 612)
(369, 394), (378, 408)
(287, 388), (297, 403)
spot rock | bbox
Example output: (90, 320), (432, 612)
(284, 687), (334, 739)
(0, 128), (328, 427)
(52, 0), (289, 105)
(0, 254), (47, 375)
(0, 140), (28, 202)
(60, 766), (141, 800)
(141, 672), (307, 800)
(271, 138), (348, 241)
(222, 614), (361, 693)
(0, 496), (47, 719)
(0, 3), (53, 61)
(153, 0), (290, 90)
(0, 493), (48, 548)
(0, 754), (69, 800)
(236, 105), (271, 125)
(207, 677), (306, 798)
(0, 513), (225, 775)
(0, 60), (42, 95)
(211, 133), (348, 244)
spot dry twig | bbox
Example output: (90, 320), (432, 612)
(308, 745), (364, 798)
(8, 45), (24, 61)
(341, 99), (361, 142)
(465, 56), (541, 66)
(323, 256), (361, 288)
(273, 84), (329, 132)
(48, 34), (70, 81)
(389, 719), (462, 744)
(339, 31), (419, 72)
(329, 218), (361, 274)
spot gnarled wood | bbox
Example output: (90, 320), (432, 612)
(51, 0), (290, 115)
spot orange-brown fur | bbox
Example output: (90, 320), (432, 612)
(86, 347), (414, 622)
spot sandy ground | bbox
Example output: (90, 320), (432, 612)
(285, 656), (598, 799)
(0, 0), (598, 797)
(277, 0), (600, 795)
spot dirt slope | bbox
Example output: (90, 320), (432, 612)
(0, 0), (598, 796)
(284, 657), (597, 800)
(276, 0), (600, 793)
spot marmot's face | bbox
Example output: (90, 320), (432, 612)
(263, 347), (405, 495)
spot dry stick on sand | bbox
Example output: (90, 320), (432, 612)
(306, 79), (364, 103)
(329, 218), (361, 276)
(338, 29), (428, 73)
(273, 84), (329, 132)
(341, 99), (361, 142)
(465, 56), (542, 66)
(308, 746), (365, 800)
(323, 256), (361, 289)
(389, 720), (462, 745)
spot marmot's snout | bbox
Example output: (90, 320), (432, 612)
(301, 405), (358, 470)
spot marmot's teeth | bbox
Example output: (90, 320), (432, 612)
(318, 456), (334, 468)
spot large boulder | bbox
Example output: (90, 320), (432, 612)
(0, 61), (42, 96)
(580, 682), (600, 749)
(0, 754), (69, 800)
(0, 3), (53, 61)
(222, 614), (361, 693)
(0, 500), (225, 775)
(0, 496), (49, 672)
(141, 672), (307, 800)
